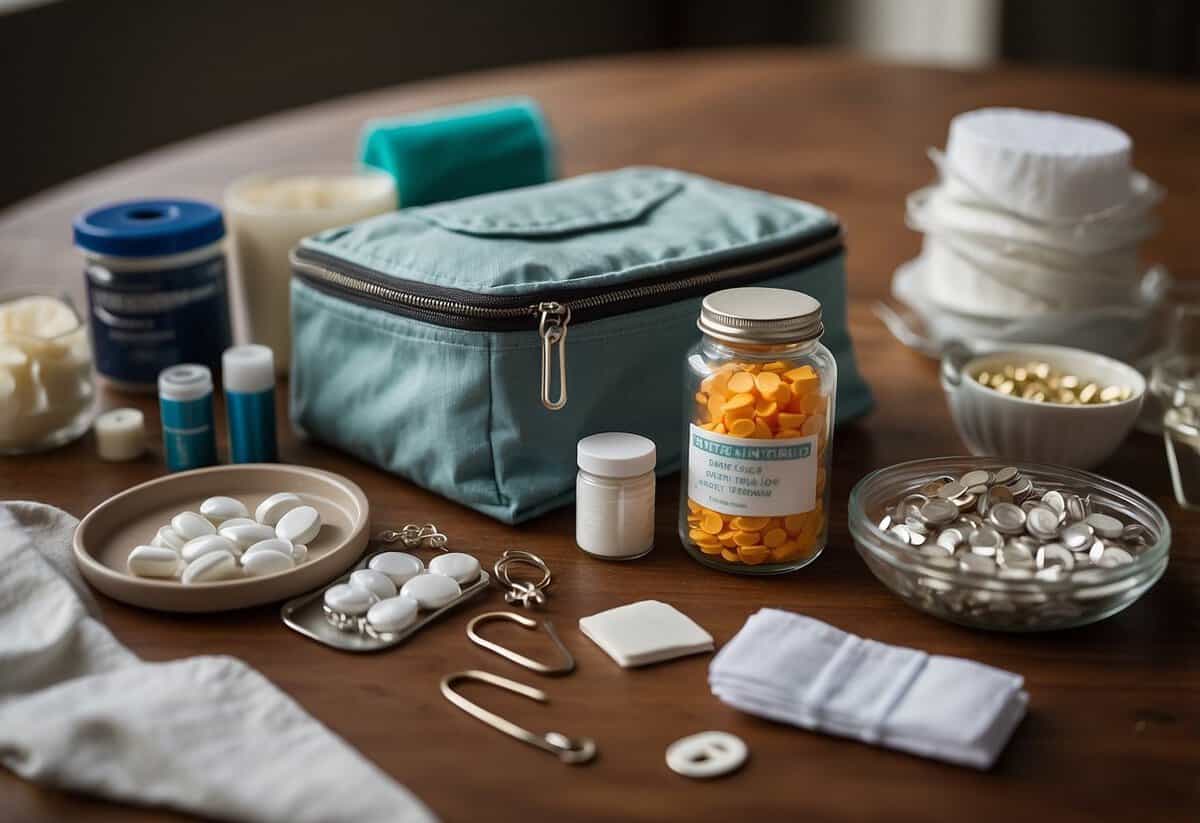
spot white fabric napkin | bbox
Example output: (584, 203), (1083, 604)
(709, 609), (1027, 769)
(0, 501), (435, 823)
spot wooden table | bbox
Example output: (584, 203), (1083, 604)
(2, 50), (1197, 822)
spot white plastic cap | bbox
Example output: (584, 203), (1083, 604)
(158, 364), (212, 402)
(577, 433), (656, 478)
(222, 344), (275, 393)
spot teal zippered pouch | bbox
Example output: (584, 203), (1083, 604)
(290, 167), (872, 524)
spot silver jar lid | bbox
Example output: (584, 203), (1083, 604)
(698, 287), (823, 344)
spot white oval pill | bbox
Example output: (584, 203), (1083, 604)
(243, 538), (295, 559)
(127, 545), (180, 578)
(428, 552), (481, 584)
(368, 552), (424, 586)
(220, 517), (257, 530)
(349, 568), (397, 600)
(291, 544), (308, 564)
(255, 492), (303, 526)
(366, 596), (419, 633)
(324, 583), (373, 615)
(181, 534), (239, 563)
(151, 526), (186, 552)
(400, 573), (461, 609)
(275, 505), (321, 545)
(219, 523), (277, 552)
(171, 511), (216, 540)
(181, 550), (239, 583)
(199, 496), (249, 525)
(242, 549), (295, 576)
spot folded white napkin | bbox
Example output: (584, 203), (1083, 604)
(709, 609), (1027, 769)
(0, 502), (435, 823)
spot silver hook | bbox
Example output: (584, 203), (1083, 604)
(440, 670), (596, 764)
(538, 302), (570, 411)
(467, 611), (576, 676)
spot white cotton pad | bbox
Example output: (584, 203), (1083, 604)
(579, 600), (714, 668)
(942, 108), (1137, 220)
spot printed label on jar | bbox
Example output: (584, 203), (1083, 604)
(687, 424), (817, 517)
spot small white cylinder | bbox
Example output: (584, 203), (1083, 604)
(94, 407), (147, 461)
(576, 433), (656, 560)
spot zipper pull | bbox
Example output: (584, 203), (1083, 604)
(537, 301), (571, 411)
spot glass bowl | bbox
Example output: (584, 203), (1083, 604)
(848, 457), (1170, 631)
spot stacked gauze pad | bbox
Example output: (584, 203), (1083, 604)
(905, 108), (1163, 322)
(709, 609), (1028, 769)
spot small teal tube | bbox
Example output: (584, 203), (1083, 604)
(226, 388), (277, 463)
(158, 364), (218, 472)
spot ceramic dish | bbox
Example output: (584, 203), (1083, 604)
(941, 343), (1145, 469)
(73, 464), (370, 612)
(849, 457), (1169, 632)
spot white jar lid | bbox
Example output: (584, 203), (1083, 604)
(699, 287), (823, 345)
(577, 433), (656, 478)
(222, 344), (275, 393)
(158, 364), (212, 401)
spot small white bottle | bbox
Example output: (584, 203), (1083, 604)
(576, 433), (656, 560)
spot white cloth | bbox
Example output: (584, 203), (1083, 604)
(709, 609), (1028, 769)
(0, 501), (435, 823)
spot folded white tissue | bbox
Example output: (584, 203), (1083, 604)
(709, 609), (1028, 769)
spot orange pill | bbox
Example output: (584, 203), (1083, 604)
(720, 548), (740, 563)
(754, 371), (782, 397)
(784, 514), (807, 535)
(706, 393), (727, 421)
(698, 540), (725, 555)
(731, 516), (770, 531)
(761, 360), (789, 373)
(753, 418), (773, 438)
(775, 428), (803, 439)
(763, 527), (788, 548)
(713, 423), (727, 434)
(778, 412), (807, 430)
(754, 398), (778, 417)
(718, 530), (738, 548)
(728, 418), (756, 438)
(700, 511), (724, 535)
(738, 544), (770, 564)
(688, 528), (719, 545)
(771, 383), (792, 408)
(732, 530), (762, 547)
(722, 395), (756, 423)
(727, 372), (756, 395)
(772, 540), (804, 561)
(701, 370), (731, 396)
(784, 365), (817, 383)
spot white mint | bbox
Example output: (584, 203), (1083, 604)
(242, 549), (295, 576)
(366, 596), (419, 633)
(243, 538), (294, 560)
(219, 523), (277, 552)
(428, 552), (481, 584)
(275, 505), (321, 545)
(181, 551), (239, 583)
(219, 517), (257, 530)
(181, 534), (239, 563)
(171, 511), (216, 540)
(200, 496), (249, 525)
(399, 573), (460, 610)
(256, 492), (303, 526)
(151, 526), (186, 552)
(324, 583), (373, 615)
(367, 552), (423, 586)
(127, 545), (180, 578)
(578, 600), (714, 668)
(349, 569), (397, 600)
(665, 731), (748, 779)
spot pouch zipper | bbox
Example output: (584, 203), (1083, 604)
(291, 227), (843, 411)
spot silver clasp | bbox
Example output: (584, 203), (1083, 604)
(537, 302), (570, 411)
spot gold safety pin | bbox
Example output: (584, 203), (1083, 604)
(440, 670), (597, 764)
(467, 611), (576, 676)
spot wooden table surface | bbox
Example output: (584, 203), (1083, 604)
(1, 50), (1197, 822)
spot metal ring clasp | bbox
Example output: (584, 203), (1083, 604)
(494, 550), (552, 609)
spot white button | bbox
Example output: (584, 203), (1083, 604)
(428, 552), (481, 584)
(199, 496), (249, 525)
(181, 534), (239, 563)
(665, 731), (748, 779)
(127, 545), (181, 578)
(367, 596), (419, 633)
(242, 549), (295, 576)
(275, 505), (322, 545)
(400, 573), (461, 609)
(255, 492), (303, 526)
(368, 552), (424, 586)
(181, 551), (239, 583)
(243, 538), (295, 560)
(324, 583), (373, 615)
(219, 523), (277, 553)
(171, 511), (216, 540)
(349, 568), (397, 600)
(151, 526), (186, 552)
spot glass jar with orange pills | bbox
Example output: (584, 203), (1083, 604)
(680, 287), (835, 574)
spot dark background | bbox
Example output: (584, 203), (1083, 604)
(3, 0), (1197, 209)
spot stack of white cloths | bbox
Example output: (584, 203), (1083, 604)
(709, 609), (1027, 769)
(894, 107), (1166, 358)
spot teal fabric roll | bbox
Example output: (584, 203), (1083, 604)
(359, 97), (555, 207)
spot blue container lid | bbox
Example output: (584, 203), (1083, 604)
(73, 198), (225, 258)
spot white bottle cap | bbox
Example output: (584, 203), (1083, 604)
(93, 407), (146, 461)
(158, 364), (212, 402)
(222, 344), (275, 394)
(577, 433), (656, 479)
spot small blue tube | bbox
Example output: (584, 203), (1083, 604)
(158, 364), (218, 472)
(223, 344), (278, 463)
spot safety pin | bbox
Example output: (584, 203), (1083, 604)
(467, 612), (576, 676)
(440, 670), (597, 764)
